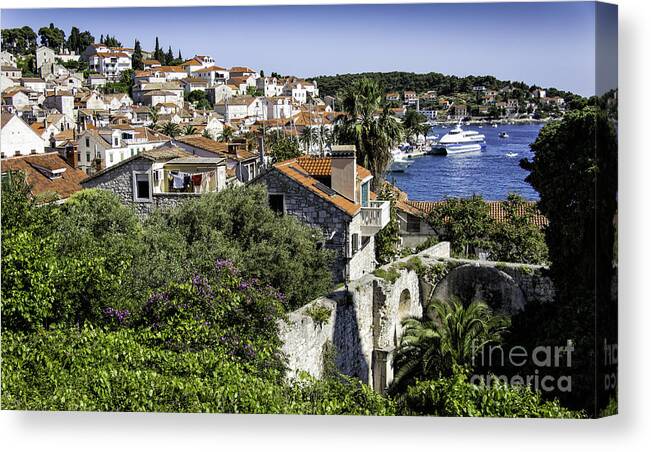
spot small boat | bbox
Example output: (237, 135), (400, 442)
(390, 149), (415, 171)
(505, 152), (518, 158)
(492, 123), (498, 128)
(443, 143), (482, 155)
(499, 132), (509, 138)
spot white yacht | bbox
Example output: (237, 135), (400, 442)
(390, 150), (415, 172)
(433, 122), (485, 155)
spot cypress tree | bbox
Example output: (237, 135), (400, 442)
(132, 39), (143, 71)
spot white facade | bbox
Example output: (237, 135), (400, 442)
(77, 128), (166, 175)
(88, 53), (132, 81)
(1, 114), (46, 159)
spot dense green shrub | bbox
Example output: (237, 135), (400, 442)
(400, 369), (582, 418)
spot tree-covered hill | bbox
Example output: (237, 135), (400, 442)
(309, 71), (576, 100)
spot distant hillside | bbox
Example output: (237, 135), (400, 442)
(308, 71), (576, 99)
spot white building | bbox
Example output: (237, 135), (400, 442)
(194, 66), (230, 86)
(87, 49), (132, 81)
(43, 92), (75, 118)
(214, 96), (264, 122)
(1, 113), (46, 159)
(76, 126), (168, 175)
(256, 77), (283, 97)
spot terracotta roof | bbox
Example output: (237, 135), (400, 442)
(404, 200), (549, 227)
(229, 66), (256, 73)
(273, 159), (361, 216)
(95, 52), (129, 58)
(294, 155), (372, 181)
(143, 59), (160, 65)
(174, 135), (257, 161)
(1, 152), (86, 201)
(194, 65), (228, 73)
(180, 59), (203, 67)
(156, 66), (185, 73)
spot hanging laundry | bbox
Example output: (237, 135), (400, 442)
(183, 174), (191, 189)
(192, 174), (202, 186)
(172, 173), (185, 189)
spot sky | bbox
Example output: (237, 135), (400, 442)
(1, 2), (618, 96)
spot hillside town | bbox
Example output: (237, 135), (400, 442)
(0, 1), (618, 423)
(1, 36), (556, 280)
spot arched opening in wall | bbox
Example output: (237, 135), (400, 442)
(395, 288), (412, 344)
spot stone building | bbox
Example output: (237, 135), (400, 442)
(256, 145), (391, 282)
(81, 143), (227, 216)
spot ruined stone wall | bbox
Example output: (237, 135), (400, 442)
(279, 241), (556, 392)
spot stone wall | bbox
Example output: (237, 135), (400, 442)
(258, 170), (377, 282)
(279, 241), (556, 393)
(81, 157), (196, 216)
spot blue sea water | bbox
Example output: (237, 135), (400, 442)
(389, 123), (543, 201)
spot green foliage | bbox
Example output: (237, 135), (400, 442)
(517, 105), (618, 415)
(186, 90), (213, 110)
(140, 185), (334, 310)
(132, 39), (144, 71)
(426, 194), (548, 264)
(403, 109), (429, 143)
(390, 299), (508, 396)
(66, 27), (94, 54)
(160, 122), (181, 138)
(400, 368), (582, 418)
(305, 304), (332, 327)
(414, 235), (439, 254)
(1, 26), (38, 55)
(373, 267), (401, 284)
(374, 184), (401, 264)
(311, 71), (576, 100)
(267, 132), (301, 163)
(38, 23), (66, 50)
(335, 78), (404, 188)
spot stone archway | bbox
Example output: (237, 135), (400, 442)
(431, 264), (526, 315)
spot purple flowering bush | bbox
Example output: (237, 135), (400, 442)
(141, 258), (287, 376)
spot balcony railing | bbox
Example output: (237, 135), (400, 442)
(360, 200), (391, 235)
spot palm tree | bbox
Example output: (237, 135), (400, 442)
(403, 109), (429, 144)
(390, 298), (508, 395)
(202, 129), (213, 140)
(161, 122), (180, 139)
(183, 125), (197, 136)
(335, 78), (404, 189)
(299, 127), (317, 153)
(148, 107), (160, 130)
(218, 126), (234, 143)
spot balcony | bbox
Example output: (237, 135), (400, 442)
(359, 200), (391, 235)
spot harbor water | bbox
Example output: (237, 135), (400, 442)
(390, 123), (544, 201)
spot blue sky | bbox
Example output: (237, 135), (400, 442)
(2, 2), (618, 96)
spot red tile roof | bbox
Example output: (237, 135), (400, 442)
(403, 200), (549, 227)
(1, 152), (87, 201)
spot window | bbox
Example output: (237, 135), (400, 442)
(406, 215), (421, 233)
(361, 182), (370, 207)
(133, 171), (151, 202)
(351, 233), (359, 255)
(268, 194), (284, 214)
(85, 138), (90, 147)
(31, 149), (37, 154)
(86, 152), (91, 162)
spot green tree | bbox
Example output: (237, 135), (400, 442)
(374, 184), (401, 264)
(518, 106), (618, 415)
(161, 122), (181, 138)
(335, 78), (404, 189)
(132, 39), (144, 71)
(183, 125), (198, 136)
(148, 107), (160, 130)
(489, 194), (548, 264)
(390, 299), (508, 395)
(400, 367), (581, 418)
(299, 127), (316, 152)
(403, 109), (429, 144)
(38, 23), (66, 50)
(269, 136), (301, 163)
(218, 125), (234, 142)
(1, 27), (37, 55)
(427, 195), (494, 258)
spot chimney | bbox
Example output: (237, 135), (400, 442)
(330, 145), (357, 203)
